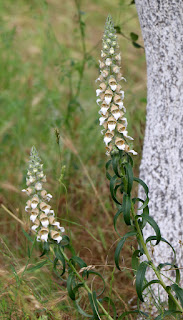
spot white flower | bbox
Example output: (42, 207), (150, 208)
(107, 117), (116, 131)
(40, 202), (51, 215)
(22, 187), (33, 196)
(30, 195), (39, 209)
(115, 138), (126, 150)
(104, 89), (113, 105)
(105, 58), (112, 66)
(46, 193), (52, 201)
(50, 230), (62, 243)
(109, 47), (115, 54)
(122, 131), (134, 140)
(35, 182), (42, 191)
(39, 228), (49, 242)
(96, 89), (102, 96)
(99, 116), (107, 126)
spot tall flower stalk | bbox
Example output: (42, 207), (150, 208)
(22, 146), (65, 243)
(98, 15), (183, 319)
(96, 15), (137, 157)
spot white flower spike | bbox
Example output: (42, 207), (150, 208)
(22, 146), (65, 243)
(96, 15), (137, 157)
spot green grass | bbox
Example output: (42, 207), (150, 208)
(0, 0), (147, 318)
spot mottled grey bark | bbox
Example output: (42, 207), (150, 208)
(135, 0), (183, 306)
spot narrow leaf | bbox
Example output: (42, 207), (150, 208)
(133, 177), (149, 196)
(136, 261), (150, 301)
(87, 270), (106, 297)
(146, 236), (176, 263)
(110, 175), (122, 205)
(118, 310), (149, 319)
(171, 284), (183, 308)
(115, 231), (137, 270)
(132, 249), (144, 274)
(124, 162), (133, 195)
(141, 214), (161, 245)
(67, 273), (76, 300)
(88, 292), (100, 320)
(122, 193), (131, 225)
(74, 299), (93, 318)
(154, 310), (182, 319)
(27, 260), (48, 272)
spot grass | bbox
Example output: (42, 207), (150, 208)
(0, 0), (148, 318)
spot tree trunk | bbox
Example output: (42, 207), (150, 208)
(135, 0), (183, 305)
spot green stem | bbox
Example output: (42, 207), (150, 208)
(131, 202), (183, 313)
(60, 248), (114, 320)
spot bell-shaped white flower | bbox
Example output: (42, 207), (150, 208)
(99, 116), (107, 126)
(40, 202), (51, 215)
(105, 58), (112, 66)
(115, 137), (126, 150)
(39, 228), (49, 242)
(30, 195), (39, 209)
(35, 182), (42, 191)
(50, 230), (62, 243)
(104, 131), (114, 145)
(104, 89), (113, 105)
(109, 47), (115, 54)
(107, 116), (116, 131)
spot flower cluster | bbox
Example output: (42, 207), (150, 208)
(22, 146), (65, 243)
(96, 15), (137, 156)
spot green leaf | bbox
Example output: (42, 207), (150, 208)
(111, 154), (121, 178)
(87, 270), (106, 297)
(60, 235), (70, 247)
(74, 299), (93, 318)
(142, 279), (161, 292)
(136, 261), (150, 301)
(106, 159), (112, 180)
(133, 177), (149, 196)
(138, 197), (149, 210)
(26, 260), (48, 272)
(114, 25), (121, 34)
(171, 284), (183, 308)
(67, 273), (76, 300)
(115, 231), (137, 270)
(168, 294), (177, 312)
(158, 263), (180, 285)
(146, 236), (176, 263)
(110, 175), (122, 205)
(40, 241), (50, 257)
(154, 310), (182, 319)
(114, 207), (123, 236)
(22, 228), (33, 243)
(132, 249), (144, 274)
(118, 310), (149, 319)
(130, 0), (135, 4)
(27, 245), (30, 258)
(132, 42), (143, 48)
(141, 214), (161, 245)
(70, 256), (87, 269)
(122, 194), (131, 225)
(124, 163), (133, 195)
(88, 292), (100, 320)
(54, 247), (65, 276)
(130, 32), (139, 41)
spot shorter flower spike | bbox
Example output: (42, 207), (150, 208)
(22, 146), (65, 243)
(96, 15), (137, 157)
